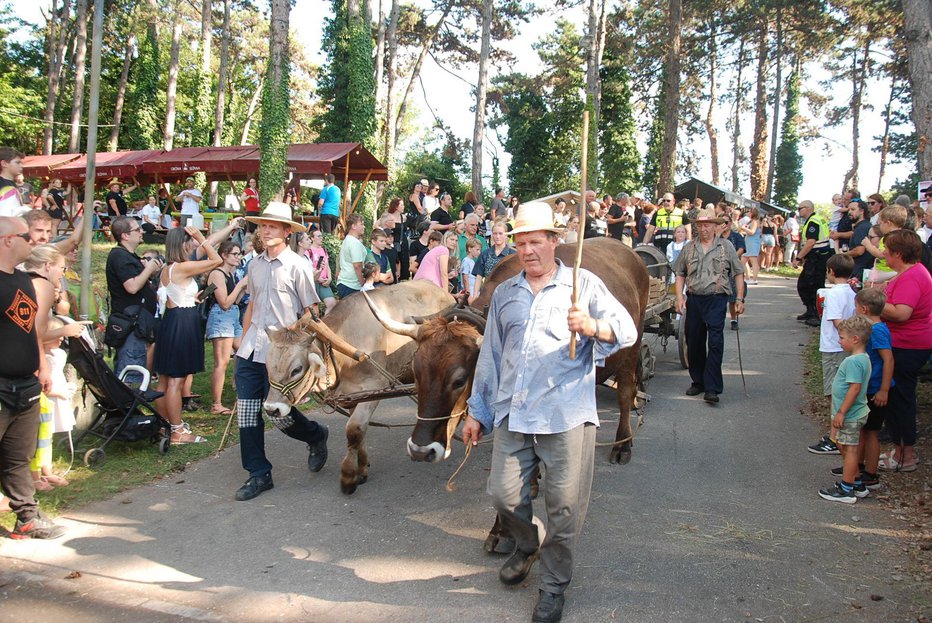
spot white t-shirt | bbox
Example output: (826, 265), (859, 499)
(180, 188), (202, 215)
(422, 195), (439, 214)
(819, 283), (856, 353)
(918, 225), (931, 244)
(141, 204), (162, 226)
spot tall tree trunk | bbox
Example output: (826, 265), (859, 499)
(201, 0), (212, 71)
(877, 79), (897, 193)
(374, 0), (386, 114)
(258, 0), (291, 205)
(42, 0), (72, 155)
(584, 0), (600, 185)
(842, 41), (869, 193)
(107, 35), (135, 151)
(471, 0), (493, 200)
(705, 17), (720, 186)
(240, 74), (263, 145)
(163, 7), (183, 150)
(68, 0), (89, 153)
(749, 20), (769, 201)
(382, 0), (400, 176)
(394, 0), (454, 145)
(657, 0), (682, 193)
(210, 0), (231, 205)
(765, 6), (782, 201)
(902, 0), (932, 180)
(731, 39), (746, 193)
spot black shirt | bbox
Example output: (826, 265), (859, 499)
(0, 269), (40, 378)
(583, 214), (601, 239)
(459, 202), (475, 218)
(849, 219), (873, 276)
(409, 238), (428, 264)
(431, 207), (453, 228)
(106, 246), (157, 315)
(106, 190), (128, 217)
(607, 204), (627, 239)
(50, 188), (66, 210)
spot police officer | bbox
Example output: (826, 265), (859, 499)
(644, 192), (688, 254)
(792, 200), (834, 326)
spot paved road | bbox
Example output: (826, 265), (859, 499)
(1, 275), (928, 622)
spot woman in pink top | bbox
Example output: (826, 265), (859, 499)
(879, 229), (932, 472)
(413, 231), (449, 290)
(307, 229), (337, 312)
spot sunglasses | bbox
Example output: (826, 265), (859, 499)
(867, 201), (876, 205)
(2, 232), (31, 242)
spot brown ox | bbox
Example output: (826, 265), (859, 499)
(366, 237), (649, 465)
(264, 280), (454, 494)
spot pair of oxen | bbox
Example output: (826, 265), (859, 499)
(262, 238), (649, 546)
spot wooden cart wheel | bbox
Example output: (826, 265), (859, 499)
(677, 310), (688, 369)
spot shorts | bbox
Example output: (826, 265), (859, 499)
(862, 394), (888, 431)
(316, 283), (335, 300)
(821, 351), (846, 396)
(45, 207), (65, 220)
(761, 233), (776, 247)
(831, 412), (867, 446)
(205, 305), (243, 340)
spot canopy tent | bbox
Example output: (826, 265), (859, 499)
(21, 153), (81, 180)
(528, 190), (583, 211)
(52, 150), (161, 184)
(673, 177), (789, 215)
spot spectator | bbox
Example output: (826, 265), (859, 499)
(490, 188), (507, 220)
(470, 220), (516, 302)
(174, 177), (202, 221)
(553, 197), (569, 226)
(738, 209), (761, 285)
(205, 240), (248, 416)
(807, 254), (856, 455)
(408, 221), (432, 274)
(867, 193), (887, 226)
(844, 200), (872, 283)
(461, 237), (482, 297)
(422, 182), (440, 216)
(917, 205), (932, 244)
(563, 214), (580, 244)
(459, 191), (477, 219)
(106, 179), (137, 217)
(407, 181), (426, 231)
(140, 195), (163, 235)
(153, 226), (222, 443)
(106, 217), (162, 383)
(383, 197), (409, 280)
(793, 200), (833, 326)
(317, 174), (341, 234)
(430, 191), (456, 233)
(366, 227), (393, 287)
(307, 229), (337, 312)
(413, 231), (448, 290)
(643, 193), (687, 254)
(760, 214), (776, 270)
(458, 213), (487, 259)
(606, 193), (631, 243)
(47, 178), (69, 233)
(0, 147), (25, 216)
(507, 196), (520, 220)
(14, 173), (32, 205)
(720, 215), (746, 330)
(877, 229), (932, 473)
(0, 216), (64, 539)
(861, 205), (907, 284)
(335, 212), (367, 298)
(782, 212), (800, 264)
(32, 188), (50, 212)
(234, 201), (326, 501)
(817, 315), (873, 504)
(240, 177), (260, 233)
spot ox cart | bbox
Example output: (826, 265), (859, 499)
(632, 246), (687, 397)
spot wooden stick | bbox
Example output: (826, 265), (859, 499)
(570, 110), (590, 360)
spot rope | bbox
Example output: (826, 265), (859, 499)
(593, 410), (644, 448)
(446, 440), (472, 492)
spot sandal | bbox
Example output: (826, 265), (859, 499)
(170, 423), (207, 445)
(211, 404), (233, 415)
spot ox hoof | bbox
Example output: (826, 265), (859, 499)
(341, 481), (358, 495)
(356, 474), (368, 485)
(609, 446), (632, 465)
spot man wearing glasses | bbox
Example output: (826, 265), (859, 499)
(0, 216), (64, 538)
(106, 217), (163, 383)
(643, 192), (688, 254)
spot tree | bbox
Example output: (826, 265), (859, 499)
(773, 69), (802, 208)
(67, 0), (89, 152)
(41, 0), (71, 154)
(599, 18), (640, 194)
(471, 0), (492, 200)
(657, 0), (682, 193)
(108, 34), (135, 151)
(900, 0), (930, 180)
(748, 18), (769, 200)
(126, 0), (161, 150)
(190, 0), (213, 146)
(258, 0), (291, 206)
(163, 5), (182, 150)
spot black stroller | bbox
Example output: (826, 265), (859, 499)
(65, 319), (170, 467)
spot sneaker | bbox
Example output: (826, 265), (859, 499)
(808, 436), (840, 455)
(818, 482), (857, 504)
(831, 463), (864, 475)
(852, 482), (870, 499)
(860, 472), (881, 490)
(805, 316), (821, 327)
(10, 513), (66, 540)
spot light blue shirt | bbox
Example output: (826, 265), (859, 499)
(467, 259), (638, 435)
(319, 184), (341, 216)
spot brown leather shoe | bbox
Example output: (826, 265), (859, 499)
(499, 548), (540, 585)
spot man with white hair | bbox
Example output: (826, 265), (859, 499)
(458, 213), (487, 258)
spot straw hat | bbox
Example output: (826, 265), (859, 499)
(245, 201), (307, 232)
(509, 202), (563, 235)
(693, 207), (725, 225)
(108, 178), (122, 188)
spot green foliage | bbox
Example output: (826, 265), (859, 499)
(385, 141), (469, 206)
(126, 28), (162, 150)
(322, 232), (341, 280)
(773, 71), (803, 209)
(190, 68), (213, 146)
(642, 73), (666, 199)
(599, 43), (641, 194)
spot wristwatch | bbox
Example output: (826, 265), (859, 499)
(736, 297), (745, 302)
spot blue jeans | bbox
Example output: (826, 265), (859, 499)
(336, 283), (359, 299)
(114, 330), (148, 386)
(685, 293), (727, 394)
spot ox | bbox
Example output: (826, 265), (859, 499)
(264, 280), (454, 494)
(365, 237), (649, 466)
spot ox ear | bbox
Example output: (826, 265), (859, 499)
(307, 352), (326, 379)
(474, 335), (483, 349)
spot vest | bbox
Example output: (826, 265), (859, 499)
(655, 208), (685, 231)
(806, 213), (831, 250)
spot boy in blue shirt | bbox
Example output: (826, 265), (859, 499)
(819, 315), (873, 504)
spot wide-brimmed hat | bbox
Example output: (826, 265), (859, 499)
(245, 201), (307, 232)
(108, 178), (122, 188)
(509, 202), (563, 235)
(694, 207), (725, 224)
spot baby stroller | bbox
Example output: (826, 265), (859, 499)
(65, 318), (170, 467)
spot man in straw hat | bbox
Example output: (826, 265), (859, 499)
(106, 178), (138, 217)
(233, 201), (328, 501)
(673, 207), (746, 404)
(462, 201), (638, 623)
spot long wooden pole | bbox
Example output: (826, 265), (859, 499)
(570, 110), (590, 360)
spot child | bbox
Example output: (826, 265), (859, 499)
(366, 228), (393, 287)
(818, 315), (873, 503)
(31, 317), (74, 489)
(836, 289), (894, 491)
(808, 254), (856, 455)
(665, 225), (688, 266)
(360, 262), (380, 292)
(461, 238), (482, 297)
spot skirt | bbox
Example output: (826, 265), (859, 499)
(154, 306), (204, 378)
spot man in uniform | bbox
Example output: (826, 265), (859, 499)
(792, 200), (833, 326)
(644, 192), (687, 254)
(674, 208), (745, 404)
(0, 216), (63, 539)
(462, 202), (637, 623)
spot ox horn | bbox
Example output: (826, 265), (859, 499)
(440, 306), (487, 334)
(298, 314), (369, 363)
(362, 291), (420, 340)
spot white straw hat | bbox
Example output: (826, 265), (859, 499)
(245, 201), (307, 232)
(509, 202), (563, 235)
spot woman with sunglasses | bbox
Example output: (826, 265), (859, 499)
(204, 240), (249, 415)
(866, 194), (886, 226)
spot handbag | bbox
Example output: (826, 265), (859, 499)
(104, 309), (139, 348)
(0, 376), (41, 413)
